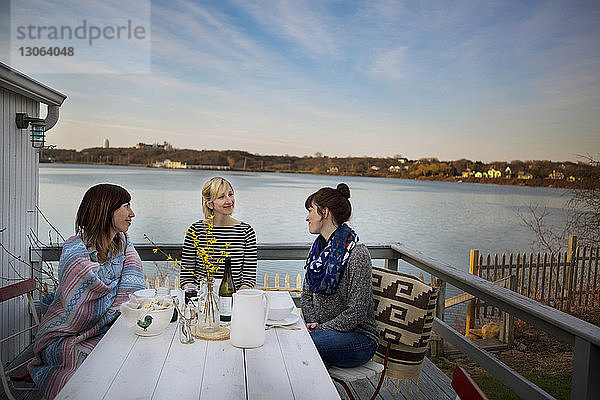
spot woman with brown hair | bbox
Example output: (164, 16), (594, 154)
(301, 183), (378, 369)
(29, 184), (146, 399)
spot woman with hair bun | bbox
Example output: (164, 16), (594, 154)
(301, 183), (378, 369)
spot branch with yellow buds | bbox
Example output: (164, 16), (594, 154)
(143, 234), (204, 284)
(143, 218), (231, 285)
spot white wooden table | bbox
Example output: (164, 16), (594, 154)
(55, 295), (340, 400)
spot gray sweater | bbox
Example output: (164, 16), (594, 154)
(301, 243), (379, 344)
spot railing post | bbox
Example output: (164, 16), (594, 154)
(430, 275), (446, 357)
(384, 258), (398, 271)
(500, 275), (515, 346)
(565, 235), (577, 312)
(466, 249), (478, 335)
(572, 337), (600, 400)
(432, 277), (446, 322)
(30, 256), (43, 342)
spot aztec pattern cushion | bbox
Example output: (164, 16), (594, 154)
(371, 267), (438, 381)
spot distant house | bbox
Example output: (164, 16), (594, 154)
(474, 171), (483, 178)
(487, 168), (502, 178)
(398, 157), (408, 164)
(388, 165), (401, 173)
(518, 171), (533, 180)
(504, 166), (512, 178)
(462, 169), (474, 178)
(548, 170), (565, 180)
(154, 159), (187, 169)
(370, 165), (380, 171)
(0, 62), (66, 364)
(187, 164), (230, 170)
(568, 176), (576, 182)
(327, 166), (339, 174)
(137, 141), (173, 151)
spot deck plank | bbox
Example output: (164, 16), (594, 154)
(415, 363), (454, 400)
(333, 381), (355, 400)
(420, 358), (456, 399)
(346, 377), (382, 400)
(375, 382), (411, 400)
(334, 357), (455, 400)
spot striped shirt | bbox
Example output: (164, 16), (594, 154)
(180, 220), (257, 289)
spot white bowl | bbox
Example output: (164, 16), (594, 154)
(120, 301), (174, 337)
(267, 293), (294, 321)
(133, 288), (159, 298)
(133, 288), (184, 306)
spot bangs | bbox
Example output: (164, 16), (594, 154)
(213, 179), (232, 199)
(117, 187), (131, 205)
(304, 193), (315, 210)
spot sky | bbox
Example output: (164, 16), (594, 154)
(1, 0), (599, 162)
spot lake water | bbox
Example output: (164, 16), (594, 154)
(39, 164), (570, 296)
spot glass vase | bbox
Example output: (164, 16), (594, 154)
(195, 277), (220, 334)
(178, 305), (195, 344)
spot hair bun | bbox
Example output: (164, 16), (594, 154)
(336, 183), (350, 199)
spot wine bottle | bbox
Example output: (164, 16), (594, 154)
(219, 257), (236, 322)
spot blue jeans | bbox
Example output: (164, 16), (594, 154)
(310, 330), (377, 369)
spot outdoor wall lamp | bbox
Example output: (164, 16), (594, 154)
(16, 112), (46, 148)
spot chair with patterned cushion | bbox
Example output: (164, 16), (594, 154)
(329, 267), (438, 400)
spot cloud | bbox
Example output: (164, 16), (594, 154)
(369, 46), (407, 81)
(152, 0), (280, 74)
(355, 0), (405, 22)
(230, 0), (339, 59)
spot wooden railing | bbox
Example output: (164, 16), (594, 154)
(146, 273), (303, 294)
(30, 242), (600, 400)
(445, 274), (515, 346)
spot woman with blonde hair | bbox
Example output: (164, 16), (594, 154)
(180, 177), (257, 290)
(29, 184), (146, 399)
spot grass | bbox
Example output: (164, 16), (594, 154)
(471, 369), (571, 400)
(433, 279), (600, 399)
(434, 354), (572, 400)
(433, 317), (576, 400)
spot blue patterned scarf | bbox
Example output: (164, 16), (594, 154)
(305, 223), (358, 295)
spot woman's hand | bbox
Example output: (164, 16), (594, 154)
(306, 322), (318, 332)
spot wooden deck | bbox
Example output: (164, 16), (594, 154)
(334, 358), (456, 400)
(2, 357), (455, 400)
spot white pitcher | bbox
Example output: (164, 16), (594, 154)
(229, 289), (271, 348)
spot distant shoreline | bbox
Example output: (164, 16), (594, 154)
(40, 161), (584, 190)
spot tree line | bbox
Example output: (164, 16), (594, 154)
(40, 147), (599, 188)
